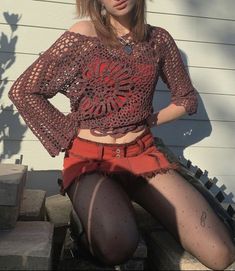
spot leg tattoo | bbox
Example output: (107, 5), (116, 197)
(200, 211), (207, 227)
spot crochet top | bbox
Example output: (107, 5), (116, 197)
(8, 24), (198, 157)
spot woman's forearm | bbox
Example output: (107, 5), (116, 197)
(147, 103), (187, 127)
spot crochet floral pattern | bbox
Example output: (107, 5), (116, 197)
(8, 24), (198, 157)
(79, 58), (134, 117)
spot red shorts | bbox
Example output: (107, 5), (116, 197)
(59, 127), (180, 197)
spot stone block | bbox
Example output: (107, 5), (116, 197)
(118, 259), (145, 270)
(0, 164), (27, 229)
(0, 221), (54, 270)
(132, 236), (147, 259)
(19, 189), (47, 221)
(45, 194), (72, 228)
(0, 164), (27, 206)
(45, 193), (73, 269)
(0, 205), (18, 230)
(146, 230), (210, 270)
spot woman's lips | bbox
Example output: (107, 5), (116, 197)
(114, 0), (128, 10)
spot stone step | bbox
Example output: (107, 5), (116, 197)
(45, 193), (73, 270)
(0, 164), (27, 206)
(19, 189), (47, 221)
(0, 221), (54, 270)
(146, 229), (210, 270)
(45, 194), (72, 228)
(45, 193), (72, 244)
(0, 164), (27, 229)
(145, 228), (235, 270)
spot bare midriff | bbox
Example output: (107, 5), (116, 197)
(77, 127), (148, 144)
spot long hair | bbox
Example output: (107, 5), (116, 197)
(75, 0), (148, 48)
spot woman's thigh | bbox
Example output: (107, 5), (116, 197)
(130, 169), (235, 270)
(66, 171), (140, 265)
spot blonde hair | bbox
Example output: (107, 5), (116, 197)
(75, 0), (148, 47)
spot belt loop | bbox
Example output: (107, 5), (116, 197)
(97, 144), (104, 160)
(137, 138), (145, 152)
(123, 145), (127, 157)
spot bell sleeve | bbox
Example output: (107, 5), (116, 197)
(159, 27), (198, 115)
(8, 31), (79, 157)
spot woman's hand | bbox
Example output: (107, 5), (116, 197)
(146, 104), (187, 127)
(146, 112), (159, 128)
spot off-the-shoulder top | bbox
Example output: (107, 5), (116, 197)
(8, 24), (198, 157)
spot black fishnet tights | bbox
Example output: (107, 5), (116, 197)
(66, 170), (235, 269)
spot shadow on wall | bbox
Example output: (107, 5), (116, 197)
(153, 48), (212, 160)
(0, 12), (27, 163)
(0, 11), (62, 196)
(153, 49), (234, 202)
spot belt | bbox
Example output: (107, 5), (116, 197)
(106, 135), (154, 159)
(69, 132), (155, 159)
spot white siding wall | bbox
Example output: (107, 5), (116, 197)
(1, 0), (235, 198)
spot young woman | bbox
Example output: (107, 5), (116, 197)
(8, 0), (235, 269)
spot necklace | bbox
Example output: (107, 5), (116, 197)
(118, 36), (135, 55)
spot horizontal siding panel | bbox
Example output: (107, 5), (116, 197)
(146, 0), (235, 20)
(0, 140), (65, 169)
(1, 108), (235, 148)
(177, 41), (235, 70)
(1, 26), (66, 55)
(147, 13), (235, 45)
(153, 92), (235, 122)
(154, 119), (235, 149)
(186, 68), (235, 96)
(1, 0), (77, 30)
(37, 0), (75, 4)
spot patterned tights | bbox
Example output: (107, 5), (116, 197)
(66, 170), (235, 269)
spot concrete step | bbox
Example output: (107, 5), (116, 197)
(45, 193), (73, 270)
(0, 164), (27, 229)
(45, 194), (72, 228)
(0, 221), (54, 270)
(146, 229), (235, 270)
(19, 189), (47, 221)
(146, 229), (210, 270)
(45, 193), (72, 245)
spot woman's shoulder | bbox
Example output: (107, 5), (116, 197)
(67, 20), (98, 37)
(147, 24), (175, 45)
(148, 24), (172, 37)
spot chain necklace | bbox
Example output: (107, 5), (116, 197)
(118, 35), (135, 55)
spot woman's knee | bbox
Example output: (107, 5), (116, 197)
(66, 171), (141, 265)
(94, 226), (140, 266)
(207, 242), (235, 270)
